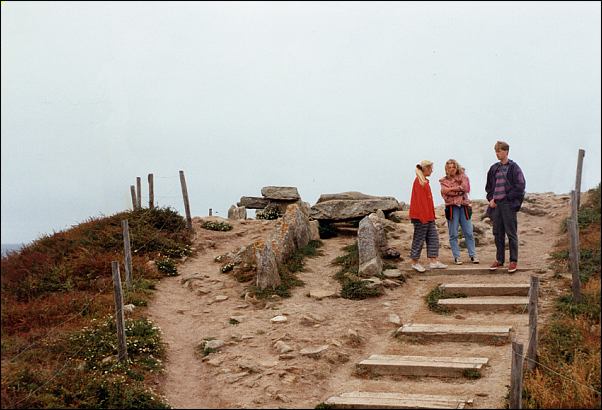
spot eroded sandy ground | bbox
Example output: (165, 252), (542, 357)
(146, 193), (570, 409)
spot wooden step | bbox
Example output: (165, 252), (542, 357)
(325, 392), (472, 409)
(440, 283), (530, 296)
(399, 266), (529, 275)
(396, 323), (512, 345)
(357, 354), (489, 378)
(438, 296), (529, 311)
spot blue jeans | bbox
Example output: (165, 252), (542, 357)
(447, 205), (476, 259)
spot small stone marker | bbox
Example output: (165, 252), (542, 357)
(271, 315), (288, 323)
(309, 289), (338, 300)
(383, 269), (402, 278)
(300, 345), (329, 357)
(388, 313), (401, 325)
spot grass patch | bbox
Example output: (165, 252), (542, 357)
(332, 243), (384, 300)
(462, 369), (482, 379)
(522, 185), (601, 409)
(340, 280), (383, 299)
(2, 316), (169, 409)
(425, 286), (467, 314)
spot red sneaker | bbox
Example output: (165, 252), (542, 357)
(508, 262), (518, 273)
(489, 261), (503, 271)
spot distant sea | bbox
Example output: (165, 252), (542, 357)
(1, 243), (24, 257)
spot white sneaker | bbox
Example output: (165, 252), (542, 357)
(471, 256), (480, 264)
(429, 261), (448, 269)
(411, 263), (426, 273)
(454, 257), (463, 265)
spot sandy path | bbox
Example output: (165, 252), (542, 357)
(146, 193), (569, 408)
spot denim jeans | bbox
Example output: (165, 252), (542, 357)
(447, 205), (476, 259)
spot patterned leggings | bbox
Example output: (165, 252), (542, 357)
(410, 220), (439, 259)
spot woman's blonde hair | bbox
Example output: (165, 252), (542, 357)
(445, 159), (465, 177)
(415, 160), (433, 186)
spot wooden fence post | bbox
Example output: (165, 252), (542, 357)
(136, 177), (142, 210)
(568, 190), (582, 302)
(179, 170), (193, 230)
(130, 185), (137, 210)
(510, 341), (524, 409)
(111, 261), (128, 362)
(122, 220), (133, 289)
(574, 149), (585, 209)
(527, 276), (539, 371)
(148, 173), (154, 209)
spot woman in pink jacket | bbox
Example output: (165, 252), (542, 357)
(439, 159), (479, 265)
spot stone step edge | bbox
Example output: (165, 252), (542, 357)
(363, 354), (489, 365)
(397, 323), (513, 333)
(399, 267), (530, 275)
(325, 392), (472, 409)
(439, 283), (530, 296)
(438, 297), (529, 304)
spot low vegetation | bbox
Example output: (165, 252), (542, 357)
(332, 243), (384, 300)
(521, 184), (601, 409)
(255, 206), (282, 220)
(247, 240), (323, 299)
(425, 286), (466, 314)
(1, 206), (193, 408)
(200, 220), (233, 231)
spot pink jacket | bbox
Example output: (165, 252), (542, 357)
(439, 174), (471, 207)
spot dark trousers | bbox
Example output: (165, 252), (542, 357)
(490, 201), (518, 263)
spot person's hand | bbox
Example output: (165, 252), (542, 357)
(488, 199), (496, 208)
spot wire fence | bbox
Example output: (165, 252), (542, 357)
(5, 167), (600, 405)
(4, 175), (190, 365)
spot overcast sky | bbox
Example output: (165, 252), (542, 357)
(2, 1), (601, 244)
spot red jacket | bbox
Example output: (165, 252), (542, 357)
(409, 177), (436, 223)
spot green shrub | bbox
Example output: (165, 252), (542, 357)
(201, 221), (233, 231)
(540, 320), (585, 364)
(155, 258), (177, 276)
(256, 206), (282, 220)
(221, 263), (235, 273)
(340, 280), (383, 300)
(0, 316), (170, 409)
(556, 293), (601, 322)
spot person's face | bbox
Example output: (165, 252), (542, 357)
(445, 162), (457, 176)
(423, 165), (433, 177)
(495, 149), (508, 161)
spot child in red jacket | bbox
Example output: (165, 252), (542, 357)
(409, 160), (448, 272)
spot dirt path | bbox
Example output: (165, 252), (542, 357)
(146, 193), (569, 408)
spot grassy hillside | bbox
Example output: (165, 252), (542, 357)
(1, 207), (193, 408)
(522, 185), (601, 408)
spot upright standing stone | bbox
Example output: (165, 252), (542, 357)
(358, 215), (383, 277)
(228, 205), (247, 220)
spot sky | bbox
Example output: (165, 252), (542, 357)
(1, 1), (601, 245)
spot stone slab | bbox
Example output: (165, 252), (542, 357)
(440, 283), (530, 296)
(400, 266), (530, 275)
(438, 296), (529, 311)
(325, 392), (470, 409)
(357, 354), (488, 378)
(396, 323), (512, 345)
